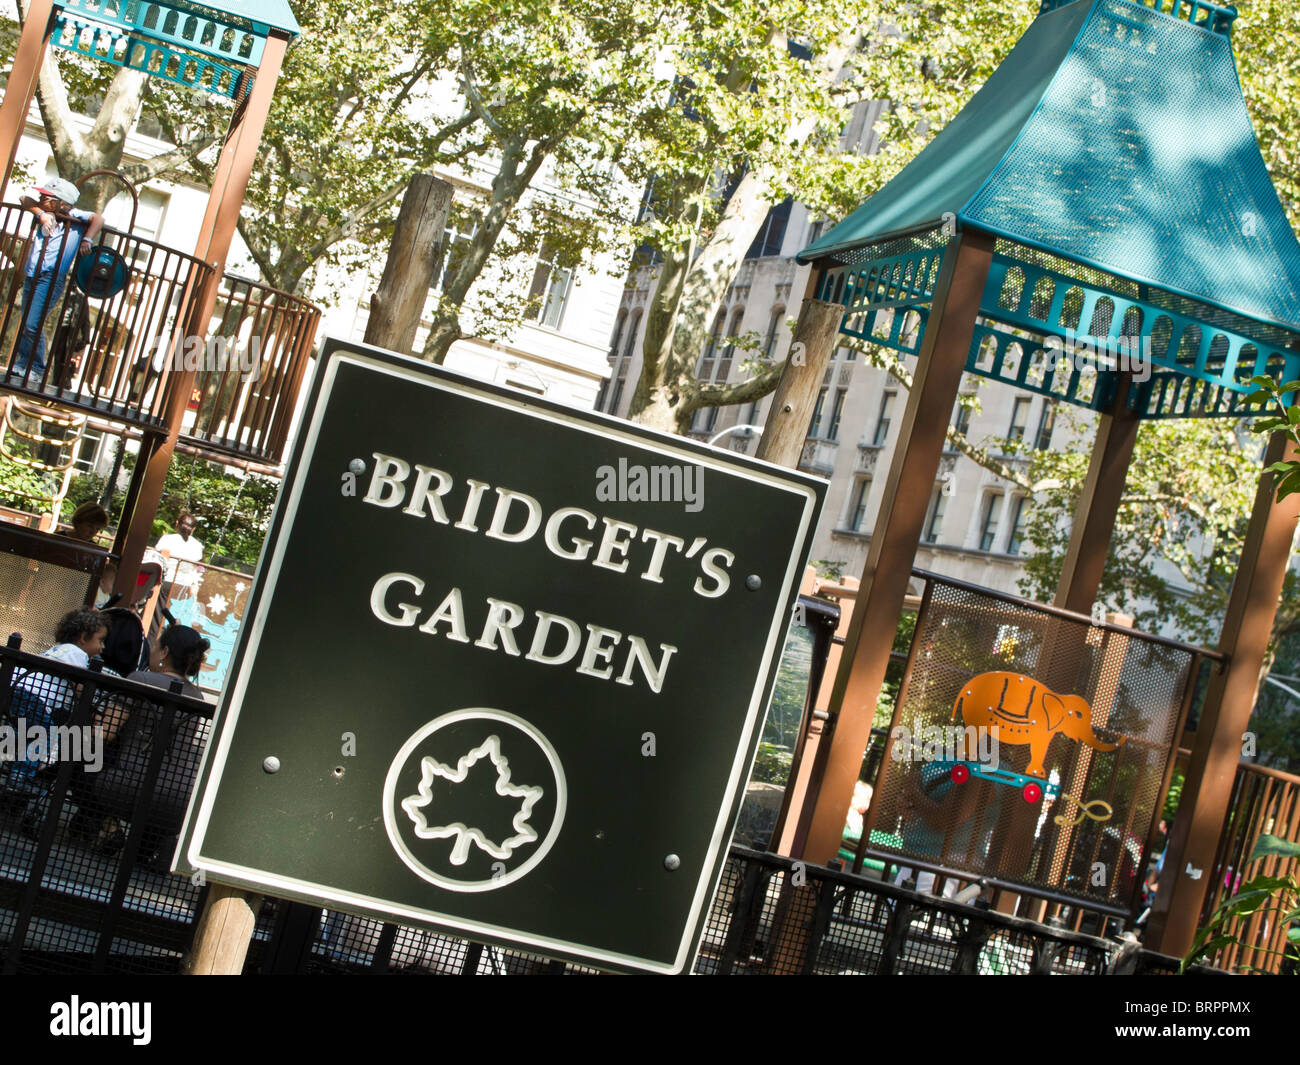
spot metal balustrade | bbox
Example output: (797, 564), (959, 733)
(0, 202), (320, 464)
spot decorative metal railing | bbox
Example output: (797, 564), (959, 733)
(179, 274), (320, 464)
(1199, 760), (1300, 974)
(0, 202), (320, 465)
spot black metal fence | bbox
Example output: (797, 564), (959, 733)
(238, 847), (1211, 975)
(0, 642), (1218, 975)
(0, 637), (211, 973)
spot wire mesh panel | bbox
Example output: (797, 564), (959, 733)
(862, 576), (1199, 917)
(0, 646), (212, 974)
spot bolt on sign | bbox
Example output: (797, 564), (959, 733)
(178, 338), (824, 974)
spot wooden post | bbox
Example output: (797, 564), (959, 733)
(183, 883), (262, 975)
(1144, 431), (1300, 957)
(0, 0), (56, 195)
(756, 266), (841, 468)
(1053, 376), (1141, 615)
(364, 174), (453, 353)
(112, 32), (291, 600)
(799, 231), (994, 865)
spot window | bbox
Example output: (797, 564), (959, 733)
(873, 391), (896, 446)
(923, 485), (946, 544)
(746, 198), (793, 259)
(979, 492), (1005, 552)
(693, 310), (741, 433)
(605, 310), (641, 414)
(103, 186), (169, 267)
(1007, 397), (1031, 443)
(848, 477), (872, 531)
(808, 388), (827, 438)
(1007, 496), (1029, 555)
(73, 430), (104, 474)
(528, 240), (574, 329)
(826, 387), (847, 442)
(721, 308), (745, 365)
(595, 311), (629, 411)
(1034, 403), (1056, 450)
(438, 212), (480, 291)
(952, 393), (975, 437)
(763, 307), (785, 359)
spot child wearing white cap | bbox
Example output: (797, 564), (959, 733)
(11, 178), (103, 380)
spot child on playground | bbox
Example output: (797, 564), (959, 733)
(4, 607), (107, 808)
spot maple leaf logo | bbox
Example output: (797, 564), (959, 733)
(400, 735), (544, 865)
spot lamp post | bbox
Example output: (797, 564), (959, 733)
(708, 424), (762, 447)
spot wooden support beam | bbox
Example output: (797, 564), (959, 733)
(1053, 376), (1141, 615)
(799, 231), (994, 864)
(183, 884), (262, 975)
(0, 0), (56, 195)
(113, 32), (291, 600)
(1144, 431), (1300, 958)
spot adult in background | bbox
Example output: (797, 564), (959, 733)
(11, 178), (104, 380)
(66, 606), (148, 847)
(91, 624), (209, 867)
(155, 511), (204, 603)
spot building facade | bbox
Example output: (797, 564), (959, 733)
(597, 196), (1074, 600)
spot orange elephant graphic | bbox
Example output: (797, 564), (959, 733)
(952, 671), (1125, 779)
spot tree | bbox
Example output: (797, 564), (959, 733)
(6, 0), (227, 207)
(623, 0), (1300, 433)
(154, 0), (655, 348)
(625, 1), (1043, 431)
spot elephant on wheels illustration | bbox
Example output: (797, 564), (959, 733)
(952, 671), (1125, 779)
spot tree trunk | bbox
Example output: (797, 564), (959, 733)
(364, 174), (452, 353)
(630, 170), (777, 431)
(756, 291), (841, 467)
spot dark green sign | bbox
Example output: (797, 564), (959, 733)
(179, 338), (824, 974)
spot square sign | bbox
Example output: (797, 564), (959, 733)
(179, 338), (824, 974)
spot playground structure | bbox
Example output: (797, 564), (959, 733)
(0, 1), (318, 624)
(763, 0), (1300, 965)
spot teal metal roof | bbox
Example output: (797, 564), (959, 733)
(52, 0), (299, 98)
(183, 0), (300, 35)
(800, 0), (1300, 337)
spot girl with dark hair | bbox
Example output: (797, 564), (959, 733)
(96, 607), (146, 677)
(4, 606), (106, 831)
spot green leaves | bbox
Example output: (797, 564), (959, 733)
(1245, 374), (1300, 501)
(1250, 833), (1300, 863)
(1186, 833), (1300, 972)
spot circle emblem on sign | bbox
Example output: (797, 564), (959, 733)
(382, 709), (566, 893)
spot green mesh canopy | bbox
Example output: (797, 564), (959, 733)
(801, 0), (1300, 339)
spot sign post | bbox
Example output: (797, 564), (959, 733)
(179, 338), (823, 974)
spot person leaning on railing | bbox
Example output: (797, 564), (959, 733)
(11, 178), (103, 380)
